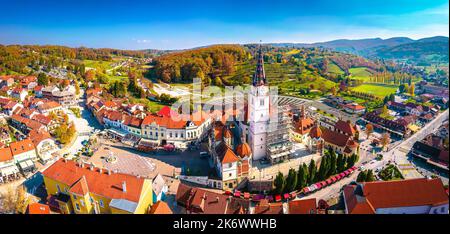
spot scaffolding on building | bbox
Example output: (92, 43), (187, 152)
(266, 105), (295, 164)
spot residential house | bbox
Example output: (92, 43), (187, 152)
(0, 147), (20, 181)
(27, 203), (51, 214)
(343, 178), (448, 214)
(254, 199), (284, 214)
(0, 127), (11, 145)
(0, 75), (14, 88)
(42, 159), (153, 214)
(287, 198), (318, 214)
(343, 103), (366, 114)
(37, 101), (62, 115)
(29, 129), (58, 164)
(9, 139), (37, 173)
(176, 183), (250, 214)
(11, 87), (28, 102)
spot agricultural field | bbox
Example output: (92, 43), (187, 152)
(327, 62), (345, 75)
(351, 83), (398, 98)
(349, 67), (372, 81)
(286, 49), (301, 55)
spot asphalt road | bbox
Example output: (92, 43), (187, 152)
(301, 109), (449, 201)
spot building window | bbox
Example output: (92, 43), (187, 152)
(80, 200), (85, 207)
(90, 197), (94, 203)
(72, 195), (77, 200)
(75, 203), (80, 211)
(99, 200), (104, 208)
(56, 184), (61, 193)
(228, 163), (232, 167)
(181, 133), (184, 138)
(229, 173), (232, 177)
(175, 133), (178, 138)
(260, 99), (264, 106)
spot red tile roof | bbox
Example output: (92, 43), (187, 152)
(69, 176), (90, 195)
(42, 159), (146, 202)
(28, 129), (52, 146)
(335, 120), (357, 136)
(27, 203), (50, 214)
(288, 198), (317, 214)
(176, 183), (249, 214)
(215, 142), (240, 164)
(149, 201), (173, 214)
(9, 139), (35, 156)
(0, 147), (13, 162)
(254, 199), (284, 214)
(321, 128), (351, 147)
(344, 178), (448, 214)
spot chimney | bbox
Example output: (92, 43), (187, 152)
(122, 181), (127, 193)
(99, 168), (102, 174)
(90, 163), (95, 171)
(107, 169), (111, 175)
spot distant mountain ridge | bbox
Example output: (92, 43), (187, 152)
(269, 36), (449, 65)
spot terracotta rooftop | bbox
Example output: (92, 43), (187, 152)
(335, 120), (357, 136)
(321, 128), (351, 148)
(9, 139), (35, 156)
(0, 147), (13, 162)
(42, 159), (146, 203)
(254, 199), (284, 214)
(149, 201), (173, 214)
(27, 203), (50, 214)
(288, 198), (317, 214)
(344, 178), (449, 214)
(215, 142), (240, 164)
(176, 183), (249, 214)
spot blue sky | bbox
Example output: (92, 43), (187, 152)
(0, 0), (448, 50)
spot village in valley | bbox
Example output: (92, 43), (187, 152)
(0, 41), (448, 215)
(0, 1), (449, 216)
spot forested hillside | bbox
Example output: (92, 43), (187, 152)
(150, 45), (249, 85)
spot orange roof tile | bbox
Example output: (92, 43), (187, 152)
(27, 203), (50, 214)
(42, 159), (145, 202)
(9, 139), (35, 156)
(288, 198), (317, 214)
(149, 201), (173, 214)
(69, 176), (89, 195)
(0, 147), (13, 162)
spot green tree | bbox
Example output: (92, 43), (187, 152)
(336, 154), (345, 173)
(328, 149), (337, 177)
(308, 159), (317, 184)
(356, 171), (367, 182)
(285, 169), (298, 193)
(273, 172), (285, 194)
(297, 163), (308, 190)
(37, 73), (49, 86)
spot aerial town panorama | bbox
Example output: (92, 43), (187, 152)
(0, 0), (448, 219)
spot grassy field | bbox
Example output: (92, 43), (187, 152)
(84, 60), (114, 70)
(349, 67), (372, 81)
(351, 84), (398, 98)
(327, 62), (345, 75)
(286, 49), (301, 55)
